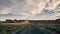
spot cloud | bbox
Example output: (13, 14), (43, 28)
(0, 0), (60, 20)
(0, 8), (12, 14)
(0, 0), (13, 8)
(1, 0), (49, 15)
(45, 0), (60, 10)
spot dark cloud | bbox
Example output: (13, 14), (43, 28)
(17, 0), (25, 2)
(56, 4), (60, 9)
(35, 9), (54, 17)
(0, 0), (13, 8)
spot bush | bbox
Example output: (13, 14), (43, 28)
(0, 25), (26, 34)
(34, 23), (60, 34)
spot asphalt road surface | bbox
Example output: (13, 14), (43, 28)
(14, 25), (54, 34)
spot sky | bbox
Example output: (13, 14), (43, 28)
(0, 0), (60, 21)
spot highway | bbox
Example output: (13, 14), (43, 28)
(13, 25), (54, 34)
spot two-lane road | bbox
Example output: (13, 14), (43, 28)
(13, 25), (54, 34)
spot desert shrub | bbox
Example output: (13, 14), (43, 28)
(34, 23), (60, 34)
(0, 25), (26, 34)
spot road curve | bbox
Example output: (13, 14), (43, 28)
(13, 25), (54, 34)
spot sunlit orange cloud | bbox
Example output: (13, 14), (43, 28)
(31, 0), (50, 15)
(31, 4), (45, 15)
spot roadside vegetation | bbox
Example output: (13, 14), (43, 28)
(0, 25), (26, 34)
(34, 23), (60, 34)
